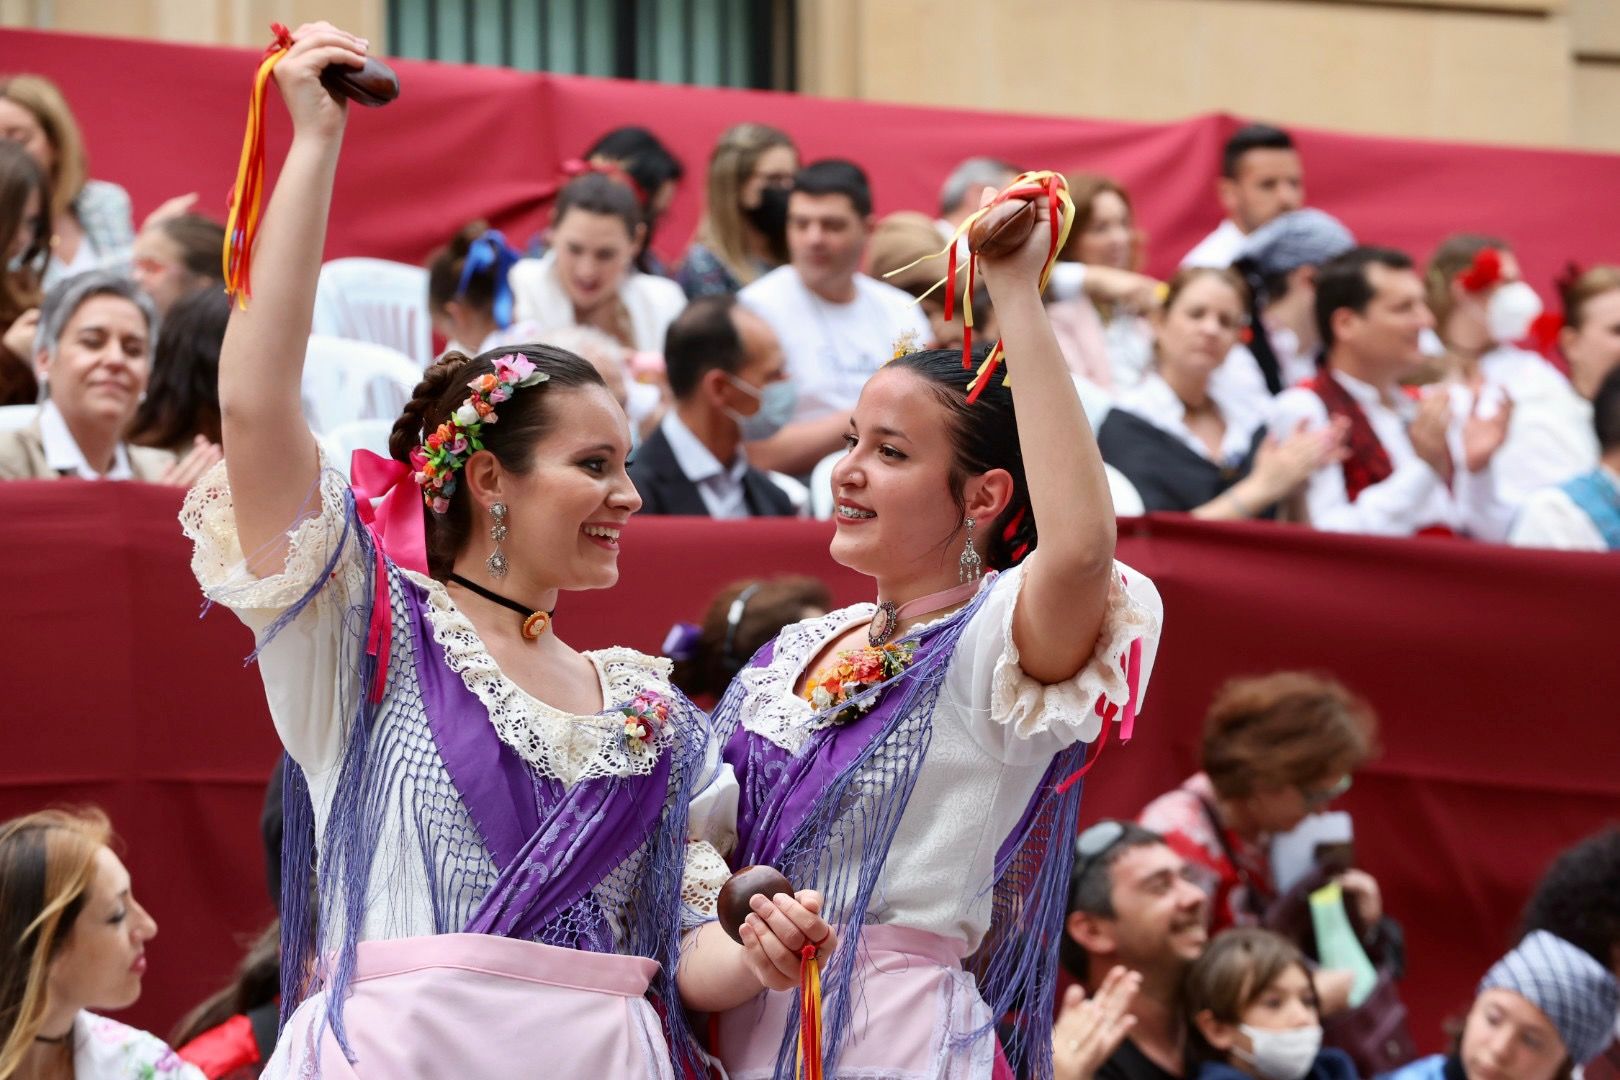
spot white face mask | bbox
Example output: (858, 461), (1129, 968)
(1235, 1023), (1323, 1080)
(1486, 281), (1544, 346)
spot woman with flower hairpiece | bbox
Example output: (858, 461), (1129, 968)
(675, 176), (1164, 1080)
(176, 23), (755, 1079)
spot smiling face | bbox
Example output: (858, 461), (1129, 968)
(827, 365), (978, 588)
(1103, 843), (1211, 972)
(469, 383), (641, 592)
(551, 208), (641, 316)
(36, 293), (150, 435)
(1460, 989), (1568, 1080)
(1334, 263), (1435, 380)
(48, 847), (156, 1015)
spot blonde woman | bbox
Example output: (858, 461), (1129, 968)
(0, 76), (134, 289)
(0, 808), (202, 1080)
(677, 123), (798, 299)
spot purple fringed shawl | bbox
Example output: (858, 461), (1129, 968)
(712, 578), (1091, 1080)
(261, 490), (704, 1075)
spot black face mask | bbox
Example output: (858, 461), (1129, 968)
(743, 185), (790, 244)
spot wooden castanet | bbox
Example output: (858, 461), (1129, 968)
(717, 865), (794, 944)
(320, 56), (400, 107)
(967, 198), (1038, 258)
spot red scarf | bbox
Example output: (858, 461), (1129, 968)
(1308, 371), (1392, 502)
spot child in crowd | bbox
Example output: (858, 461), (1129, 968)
(1185, 928), (1360, 1080)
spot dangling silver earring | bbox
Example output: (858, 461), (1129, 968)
(958, 516), (983, 583)
(487, 502), (510, 578)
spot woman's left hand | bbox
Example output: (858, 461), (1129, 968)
(737, 889), (837, 992)
(157, 436), (223, 489)
(1338, 868), (1384, 926)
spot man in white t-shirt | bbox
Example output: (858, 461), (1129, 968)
(739, 159), (931, 475)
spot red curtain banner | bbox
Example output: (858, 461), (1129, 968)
(2, 480), (1616, 1048)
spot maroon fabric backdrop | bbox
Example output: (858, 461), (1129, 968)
(2, 481), (1616, 1049)
(2, 28), (1619, 293)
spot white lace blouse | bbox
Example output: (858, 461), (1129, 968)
(180, 457), (731, 939)
(712, 555), (1163, 952)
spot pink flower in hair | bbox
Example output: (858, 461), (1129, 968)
(489, 385), (512, 405)
(496, 354), (537, 384)
(431, 495), (451, 514)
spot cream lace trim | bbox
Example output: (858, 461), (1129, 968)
(989, 564), (1160, 743)
(418, 580), (677, 785)
(681, 839), (730, 920)
(179, 456), (363, 617)
(735, 601), (874, 753)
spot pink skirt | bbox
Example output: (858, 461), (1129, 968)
(263, 933), (672, 1079)
(712, 924), (1002, 1080)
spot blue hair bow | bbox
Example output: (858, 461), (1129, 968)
(455, 229), (521, 330)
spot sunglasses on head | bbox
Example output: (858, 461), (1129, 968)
(1072, 819), (1127, 881)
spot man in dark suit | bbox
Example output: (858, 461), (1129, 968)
(631, 295), (799, 517)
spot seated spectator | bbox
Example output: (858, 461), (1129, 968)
(1426, 234), (1594, 507)
(866, 210), (996, 350)
(935, 157), (1018, 243)
(1061, 820), (1210, 1080)
(738, 158), (930, 475)
(170, 921), (279, 1080)
(1269, 247), (1512, 537)
(0, 74), (134, 288)
(1510, 365), (1620, 550)
(426, 222), (539, 357)
(1139, 673), (1380, 937)
(1097, 268), (1342, 519)
(509, 173), (686, 353)
(678, 123), (798, 299)
(127, 286), (229, 454)
(666, 575), (832, 705)
(1048, 174), (1159, 392)
(0, 138), (47, 404)
(1231, 209), (1356, 392)
(1184, 929), (1358, 1080)
(1183, 123), (1304, 270)
(1521, 826), (1620, 984)
(579, 125), (684, 276)
(0, 270), (219, 483)
(629, 294), (799, 518)
(1556, 265), (1620, 403)
(1382, 932), (1618, 1080)
(534, 322), (665, 440)
(0, 808), (204, 1078)
(131, 213), (225, 318)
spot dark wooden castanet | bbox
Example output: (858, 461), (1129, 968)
(320, 56), (400, 107)
(717, 865), (794, 944)
(967, 198), (1038, 258)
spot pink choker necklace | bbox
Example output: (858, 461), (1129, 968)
(868, 580), (982, 646)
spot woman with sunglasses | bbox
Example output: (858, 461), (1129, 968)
(1138, 672), (1378, 936)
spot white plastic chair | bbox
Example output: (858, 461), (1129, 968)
(807, 449), (842, 521)
(301, 335), (422, 439)
(322, 418), (399, 468)
(312, 258), (433, 368)
(765, 470), (809, 516)
(0, 404), (38, 433)
(1105, 464), (1145, 517)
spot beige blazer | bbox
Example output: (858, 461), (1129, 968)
(0, 420), (175, 481)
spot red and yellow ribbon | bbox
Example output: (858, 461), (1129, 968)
(883, 170), (1075, 402)
(222, 23), (296, 306)
(797, 943), (824, 1080)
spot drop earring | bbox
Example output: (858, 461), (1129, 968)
(487, 502), (509, 578)
(958, 516), (982, 583)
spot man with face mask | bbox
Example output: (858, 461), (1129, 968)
(1269, 246), (1514, 537)
(738, 159), (932, 476)
(629, 294), (799, 517)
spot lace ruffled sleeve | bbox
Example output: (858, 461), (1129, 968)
(942, 553), (1163, 765)
(681, 738), (739, 928)
(178, 455), (368, 772)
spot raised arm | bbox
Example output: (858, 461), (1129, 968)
(218, 24), (368, 575)
(977, 187), (1117, 685)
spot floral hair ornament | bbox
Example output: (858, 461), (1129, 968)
(410, 353), (549, 513)
(882, 171), (1075, 402)
(1456, 247), (1505, 293)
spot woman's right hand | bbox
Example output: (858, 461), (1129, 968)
(2, 308), (38, 362)
(737, 889), (838, 993)
(271, 22), (369, 142)
(158, 436), (224, 490)
(1250, 416), (1349, 502)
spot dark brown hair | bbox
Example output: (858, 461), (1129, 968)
(670, 576), (833, 699)
(127, 285), (229, 450)
(387, 345), (609, 580)
(427, 220), (493, 314)
(553, 172), (642, 238)
(156, 213), (227, 282)
(1560, 265), (1620, 331)
(0, 138), (47, 326)
(1202, 672), (1377, 798)
(887, 346), (1036, 571)
(1184, 928), (1317, 1068)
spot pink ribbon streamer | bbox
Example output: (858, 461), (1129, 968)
(349, 450), (430, 703)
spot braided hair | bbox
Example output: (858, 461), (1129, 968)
(387, 344), (607, 580)
(887, 346), (1037, 571)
